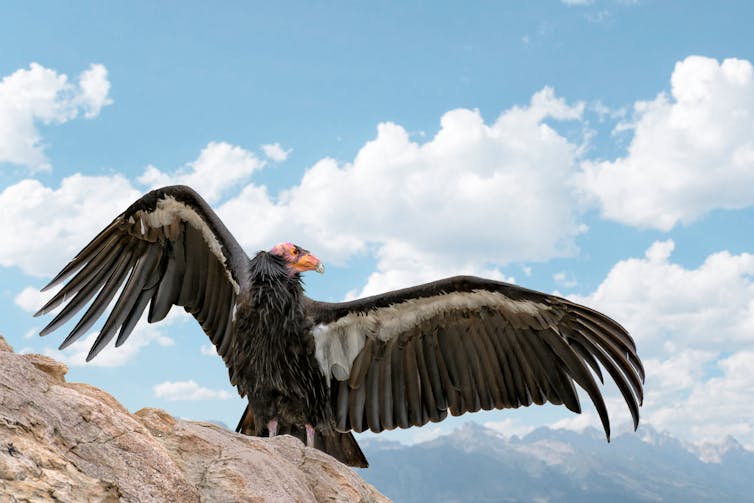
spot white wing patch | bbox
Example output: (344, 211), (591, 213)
(312, 290), (547, 384)
(140, 195), (240, 293)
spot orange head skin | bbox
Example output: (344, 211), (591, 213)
(269, 243), (325, 274)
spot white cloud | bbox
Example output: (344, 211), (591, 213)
(571, 239), (754, 354)
(153, 379), (232, 401)
(0, 174), (141, 277)
(637, 350), (754, 450)
(570, 241), (754, 449)
(44, 313), (177, 368)
(219, 87), (586, 295)
(14, 286), (53, 313)
(591, 100), (626, 122)
(353, 243), (517, 297)
(0, 140), (262, 279)
(1, 88), (587, 297)
(138, 141), (263, 203)
(261, 142), (291, 162)
(0, 63), (112, 172)
(76, 64), (113, 118)
(578, 56), (754, 230)
(200, 344), (217, 356)
(552, 271), (577, 288)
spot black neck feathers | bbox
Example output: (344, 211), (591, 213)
(249, 250), (301, 293)
(246, 251), (305, 332)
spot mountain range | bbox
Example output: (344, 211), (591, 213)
(357, 423), (753, 502)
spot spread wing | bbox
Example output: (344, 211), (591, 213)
(306, 276), (644, 439)
(36, 185), (249, 374)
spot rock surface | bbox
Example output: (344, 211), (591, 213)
(0, 336), (389, 502)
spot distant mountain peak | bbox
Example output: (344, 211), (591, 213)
(360, 421), (754, 503)
(690, 435), (746, 463)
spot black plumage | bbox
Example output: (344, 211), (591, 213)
(37, 185), (645, 468)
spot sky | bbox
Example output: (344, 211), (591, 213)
(2, 0), (754, 452)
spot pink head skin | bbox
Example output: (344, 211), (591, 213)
(269, 243), (325, 274)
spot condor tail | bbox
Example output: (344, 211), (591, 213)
(235, 403), (368, 468)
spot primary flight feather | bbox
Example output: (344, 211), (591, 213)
(37, 185), (644, 467)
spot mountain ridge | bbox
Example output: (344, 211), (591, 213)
(358, 422), (753, 502)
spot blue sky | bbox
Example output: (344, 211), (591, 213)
(2, 1), (754, 449)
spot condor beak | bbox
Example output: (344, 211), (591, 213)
(295, 253), (325, 274)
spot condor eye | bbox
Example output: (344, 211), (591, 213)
(291, 247), (299, 255)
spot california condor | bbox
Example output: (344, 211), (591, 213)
(37, 185), (644, 467)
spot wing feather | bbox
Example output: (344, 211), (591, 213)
(309, 275), (644, 438)
(576, 331), (641, 430)
(432, 329), (461, 414)
(37, 186), (249, 378)
(335, 380), (350, 431)
(365, 358), (381, 432)
(41, 220), (122, 293)
(40, 246), (123, 337)
(403, 335), (423, 426)
(473, 318), (506, 409)
(378, 340), (395, 430)
(421, 331), (448, 412)
(349, 376), (367, 432)
(574, 317), (644, 403)
(36, 233), (122, 316)
(482, 318), (519, 408)
(77, 245), (137, 359)
(391, 339), (410, 428)
(414, 334), (440, 422)
(436, 327), (466, 414)
(463, 322), (493, 411)
(98, 242), (155, 347)
(502, 323), (543, 406)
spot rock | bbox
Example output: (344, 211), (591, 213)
(0, 336), (13, 353)
(0, 336), (389, 502)
(21, 354), (68, 383)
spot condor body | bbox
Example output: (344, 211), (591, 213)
(37, 185), (645, 467)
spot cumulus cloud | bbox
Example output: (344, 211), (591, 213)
(153, 380), (232, 401)
(571, 239), (754, 353)
(138, 141), (263, 203)
(261, 142), (291, 162)
(14, 286), (53, 313)
(0, 140), (264, 278)
(633, 350), (754, 449)
(353, 243), (517, 297)
(0, 63), (113, 172)
(200, 344), (217, 356)
(76, 64), (113, 118)
(552, 271), (577, 288)
(578, 56), (754, 230)
(570, 241), (754, 449)
(219, 87), (586, 294)
(1, 87), (588, 299)
(43, 312), (178, 368)
(0, 174), (141, 277)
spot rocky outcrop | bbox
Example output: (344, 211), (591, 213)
(0, 337), (389, 502)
